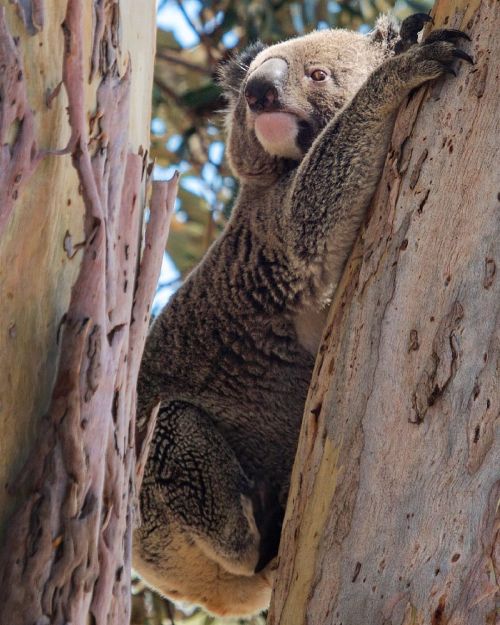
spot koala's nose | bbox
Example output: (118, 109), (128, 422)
(245, 82), (278, 112)
(244, 58), (288, 113)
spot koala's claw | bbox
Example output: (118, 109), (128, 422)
(425, 28), (472, 44)
(421, 30), (474, 73)
(433, 44), (475, 78)
(451, 48), (474, 64)
(398, 35), (474, 87)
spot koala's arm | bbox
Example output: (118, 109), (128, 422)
(284, 33), (472, 301)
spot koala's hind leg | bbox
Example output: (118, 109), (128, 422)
(138, 400), (262, 577)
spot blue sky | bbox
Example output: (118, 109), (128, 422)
(157, 0), (239, 48)
(153, 2), (234, 313)
(153, 1), (208, 313)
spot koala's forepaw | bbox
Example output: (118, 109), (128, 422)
(395, 13), (474, 79)
(405, 33), (473, 83)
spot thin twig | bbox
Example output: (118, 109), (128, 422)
(156, 50), (212, 76)
(174, 0), (217, 66)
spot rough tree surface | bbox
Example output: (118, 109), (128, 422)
(0, 1), (176, 624)
(268, 1), (499, 624)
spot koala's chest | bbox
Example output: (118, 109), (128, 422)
(292, 307), (329, 356)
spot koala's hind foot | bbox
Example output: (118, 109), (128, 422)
(134, 401), (279, 615)
(133, 529), (274, 617)
(137, 401), (264, 577)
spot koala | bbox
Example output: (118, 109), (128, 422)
(133, 14), (472, 617)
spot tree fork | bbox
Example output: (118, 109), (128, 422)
(268, 1), (499, 624)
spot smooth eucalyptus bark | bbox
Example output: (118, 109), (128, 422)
(0, 1), (175, 623)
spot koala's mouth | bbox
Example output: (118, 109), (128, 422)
(253, 111), (306, 161)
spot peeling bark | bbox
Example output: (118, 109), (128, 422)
(9, 0), (44, 34)
(0, 1), (174, 624)
(269, 1), (499, 624)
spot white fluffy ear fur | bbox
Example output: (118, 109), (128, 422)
(369, 14), (401, 52)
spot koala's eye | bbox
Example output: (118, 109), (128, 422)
(310, 69), (328, 82)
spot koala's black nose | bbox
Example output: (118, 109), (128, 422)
(244, 57), (288, 113)
(245, 82), (278, 112)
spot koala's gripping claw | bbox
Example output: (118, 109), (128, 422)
(451, 48), (474, 65)
(416, 28), (474, 80)
(395, 13), (433, 54)
(420, 29), (474, 70)
(425, 28), (472, 44)
(394, 26), (474, 87)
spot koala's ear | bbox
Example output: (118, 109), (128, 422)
(369, 14), (400, 51)
(217, 42), (267, 99)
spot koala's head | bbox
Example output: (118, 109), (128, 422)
(218, 16), (399, 182)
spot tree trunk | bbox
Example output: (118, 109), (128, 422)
(268, 1), (499, 624)
(0, 1), (176, 623)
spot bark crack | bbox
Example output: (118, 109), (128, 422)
(411, 301), (464, 423)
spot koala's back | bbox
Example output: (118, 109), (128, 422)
(134, 184), (315, 616)
(138, 183), (315, 488)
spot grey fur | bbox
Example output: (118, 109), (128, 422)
(134, 15), (471, 617)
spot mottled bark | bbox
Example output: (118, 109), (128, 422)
(0, 5), (39, 236)
(269, 1), (499, 624)
(0, 1), (175, 624)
